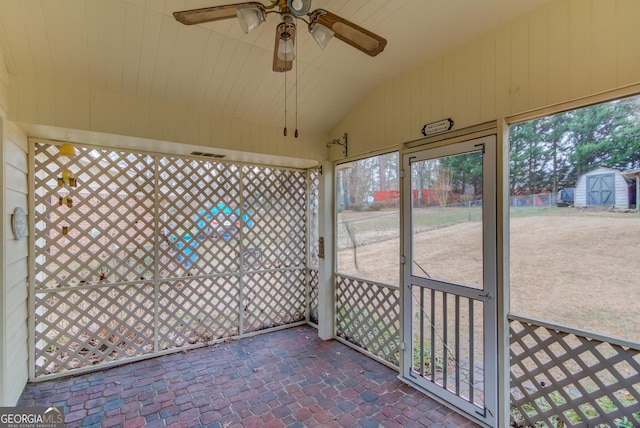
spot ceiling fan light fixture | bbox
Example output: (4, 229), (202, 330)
(277, 32), (296, 61)
(308, 9), (387, 57)
(310, 22), (334, 50)
(236, 7), (265, 33)
(273, 21), (296, 72)
(287, 0), (311, 17)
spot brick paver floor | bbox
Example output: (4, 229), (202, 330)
(18, 325), (479, 427)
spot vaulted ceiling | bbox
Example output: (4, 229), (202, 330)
(0, 0), (549, 137)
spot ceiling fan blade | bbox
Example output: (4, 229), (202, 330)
(173, 2), (264, 25)
(273, 22), (296, 72)
(309, 10), (387, 57)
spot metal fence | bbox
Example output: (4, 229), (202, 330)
(33, 142), (316, 378)
(510, 193), (557, 208)
(336, 193), (558, 256)
(337, 203), (484, 254)
(337, 211), (399, 252)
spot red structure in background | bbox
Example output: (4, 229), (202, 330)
(373, 189), (439, 207)
(373, 190), (400, 207)
(375, 189), (483, 207)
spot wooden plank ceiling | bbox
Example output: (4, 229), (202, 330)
(0, 0), (549, 136)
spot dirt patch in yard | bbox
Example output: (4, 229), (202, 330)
(338, 211), (640, 343)
(509, 214), (640, 343)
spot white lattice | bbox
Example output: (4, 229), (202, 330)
(307, 171), (319, 326)
(308, 170), (320, 269)
(157, 158), (242, 277)
(34, 284), (155, 376)
(33, 142), (314, 377)
(34, 144), (155, 288)
(336, 274), (400, 365)
(242, 166), (307, 270)
(243, 270), (306, 333)
(308, 269), (319, 325)
(510, 315), (640, 427)
(157, 276), (240, 349)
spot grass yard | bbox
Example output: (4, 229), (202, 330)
(509, 210), (640, 343)
(338, 207), (640, 344)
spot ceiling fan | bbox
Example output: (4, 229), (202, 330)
(173, 0), (387, 72)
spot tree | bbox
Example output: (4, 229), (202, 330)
(336, 153), (400, 210)
(567, 98), (640, 178)
(440, 152), (483, 197)
(509, 119), (554, 194)
(433, 164), (453, 208)
(509, 94), (640, 196)
(378, 154), (387, 192)
(412, 162), (429, 206)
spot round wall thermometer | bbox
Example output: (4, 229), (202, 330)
(11, 207), (27, 240)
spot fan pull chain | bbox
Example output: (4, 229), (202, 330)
(283, 62), (288, 137)
(294, 35), (298, 138)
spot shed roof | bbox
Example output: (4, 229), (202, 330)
(622, 168), (640, 178)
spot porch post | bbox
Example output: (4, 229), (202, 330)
(636, 176), (640, 212)
(497, 119), (511, 427)
(317, 160), (335, 340)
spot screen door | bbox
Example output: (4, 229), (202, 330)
(402, 135), (497, 427)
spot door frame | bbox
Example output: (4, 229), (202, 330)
(400, 134), (498, 427)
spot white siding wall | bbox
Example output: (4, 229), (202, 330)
(1, 46), (29, 406)
(575, 168), (631, 209)
(328, 0), (640, 159)
(575, 174), (587, 207)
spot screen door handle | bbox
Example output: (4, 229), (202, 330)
(478, 292), (493, 301)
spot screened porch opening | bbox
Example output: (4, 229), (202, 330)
(508, 95), (640, 427)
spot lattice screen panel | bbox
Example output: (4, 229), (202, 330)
(34, 284), (155, 376)
(242, 166), (307, 270)
(308, 170), (320, 269)
(34, 144), (155, 288)
(336, 274), (400, 366)
(157, 158), (241, 277)
(308, 269), (319, 325)
(307, 170), (319, 326)
(33, 142), (314, 377)
(243, 270), (306, 333)
(157, 276), (240, 349)
(510, 316), (640, 427)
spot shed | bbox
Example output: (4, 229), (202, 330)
(574, 167), (636, 209)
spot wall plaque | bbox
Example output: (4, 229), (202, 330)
(421, 118), (454, 137)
